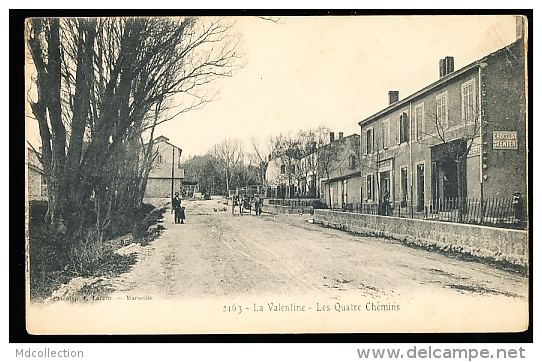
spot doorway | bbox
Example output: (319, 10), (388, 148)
(379, 171), (391, 202)
(342, 180), (348, 209)
(417, 164), (425, 212)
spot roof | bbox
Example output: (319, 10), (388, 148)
(358, 38), (523, 126)
(318, 133), (360, 150)
(149, 135), (182, 150)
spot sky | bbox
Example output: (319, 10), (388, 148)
(154, 15), (518, 160)
(25, 15), (519, 161)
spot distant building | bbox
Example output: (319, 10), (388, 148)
(358, 33), (526, 213)
(266, 143), (318, 199)
(144, 135), (185, 198)
(319, 132), (362, 209)
(266, 154), (296, 198)
(26, 147), (47, 201)
(265, 131), (361, 206)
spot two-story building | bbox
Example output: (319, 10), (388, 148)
(144, 135), (185, 198)
(319, 132), (362, 209)
(266, 154), (298, 199)
(359, 34), (526, 215)
(265, 131), (354, 202)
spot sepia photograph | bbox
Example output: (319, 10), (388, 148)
(24, 13), (529, 335)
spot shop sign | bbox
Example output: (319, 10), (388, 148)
(493, 131), (518, 150)
(468, 137), (481, 157)
(378, 159), (392, 169)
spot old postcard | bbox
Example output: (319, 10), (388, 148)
(25, 14), (529, 335)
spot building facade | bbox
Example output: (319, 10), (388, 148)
(266, 155), (300, 199)
(319, 133), (362, 209)
(358, 36), (526, 215)
(144, 135), (185, 198)
(26, 147), (47, 201)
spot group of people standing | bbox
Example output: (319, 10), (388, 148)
(173, 192), (264, 223)
(233, 194), (263, 216)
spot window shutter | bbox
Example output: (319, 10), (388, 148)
(362, 130), (367, 155)
(404, 112), (409, 143)
(387, 120), (391, 147)
(381, 122), (385, 149)
(397, 116), (401, 145)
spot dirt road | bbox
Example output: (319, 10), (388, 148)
(106, 197), (528, 301)
(29, 197), (528, 334)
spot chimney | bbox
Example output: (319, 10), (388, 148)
(388, 91), (399, 105)
(516, 16), (525, 40)
(338, 132), (344, 139)
(439, 56), (454, 78)
(445, 56), (454, 75)
(329, 132), (335, 143)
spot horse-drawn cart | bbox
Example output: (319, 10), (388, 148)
(229, 187), (264, 216)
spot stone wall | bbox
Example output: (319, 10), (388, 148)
(261, 204), (313, 215)
(27, 168), (45, 201)
(313, 209), (528, 267)
(145, 178), (182, 198)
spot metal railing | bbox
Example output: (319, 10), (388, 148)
(340, 197), (527, 230)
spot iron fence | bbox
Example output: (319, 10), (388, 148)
(342, 197), (527, 230)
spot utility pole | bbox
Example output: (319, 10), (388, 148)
(171, 145), (175, 199)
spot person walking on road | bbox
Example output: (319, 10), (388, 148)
(172, 192), (184, 224)
(253, 194), (262, 216)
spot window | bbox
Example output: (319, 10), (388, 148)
(382, 119), (390, 149)
(399, 112), (410, 144)
(366, 128), (374, 154)
(436, 92), (448, 129)
(462, 79), (476, 122)
(400, 167), (408, 205)
(366, 174), (375, 201)
(41, 176), (47, 197)
(348, 155), (357, 170)
(415, 103), (424, 140)
(156, 154), (163, 163)
(280, 165), (286, 174)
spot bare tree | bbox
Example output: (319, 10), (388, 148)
(26, 17), (244, 246)
(271, 133), (302, 198)
(421, 100), (481, 220)
(250, 136), (274, 190)
(212, 138), (244, 194)
(314, 126), (345, 209)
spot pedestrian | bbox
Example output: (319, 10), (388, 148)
(253, 194), (262, 216)
(172, 192), (184, 224)
(382, 190), (391, 216)
(512, 191), (524, 225)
